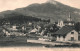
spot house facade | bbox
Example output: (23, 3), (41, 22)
(56, 30), (78, 41)
(3, 29), (10, 37)
(53, 26), (78, 42)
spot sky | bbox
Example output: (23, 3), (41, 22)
(0, 0), (80, 12)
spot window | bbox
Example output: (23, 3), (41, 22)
(71, 32), (74, 34)
(71, 37), (74, 41)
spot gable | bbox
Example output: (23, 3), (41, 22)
(68, 30), (78, 35)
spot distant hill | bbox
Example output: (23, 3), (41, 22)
(0, 12), (41, 25)
(0, 1), (80, 23)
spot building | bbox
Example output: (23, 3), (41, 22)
(57, 13), (75, 27)
(12, 25), (18, 30)
(29, 28), (38, 34)
(52, 26), (78, 42)
(57, 20), (65, 28)
(2, 26), (26, 37)
(3, 28), (10, 37)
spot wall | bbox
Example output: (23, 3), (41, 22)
(3, 29), (6, 33)
(57, 20), (65, 27)
(56, 36), (64, 41)
(56, 30), (78, 42)
(65, 30), (78, 41)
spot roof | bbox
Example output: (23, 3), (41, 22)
(3, 27), (18, 32)
(53, 26), (74, 36)
(55, 20), (75, 24)
(64, 21), (75, 23)
(3, 27), (11, 32)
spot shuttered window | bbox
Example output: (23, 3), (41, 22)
(71, 32), (74, 34)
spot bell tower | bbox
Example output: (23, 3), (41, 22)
(67, 12), (72, 21)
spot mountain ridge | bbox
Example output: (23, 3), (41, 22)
(0, 1), (80, 22)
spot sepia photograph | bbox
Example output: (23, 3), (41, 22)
(0, 0), (80, 51)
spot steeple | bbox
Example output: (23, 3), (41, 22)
(67, 12), (72, 21)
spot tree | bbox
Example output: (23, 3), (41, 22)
(48, 24), (59, 33)
(74, 22), (80, 32)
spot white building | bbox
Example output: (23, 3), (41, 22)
(29, 28), (38, 34)
(3, 29), (10, 37)
(57, 20), (65, 27)
(57, 13), (75, 28)
(53, 26), (78, 42)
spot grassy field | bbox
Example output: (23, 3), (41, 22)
(0, 42), (46, 47)
(0, 36), (46, 47)
(0, 36), (80, 48)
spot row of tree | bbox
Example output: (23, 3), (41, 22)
(74, 22), (80, 32)
(0, 13), (51, 26)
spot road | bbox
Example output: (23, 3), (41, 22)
(27, 39), (64, 45)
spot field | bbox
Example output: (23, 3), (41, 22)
(0, 36), (46, 47)
(0, 35), (80, 48)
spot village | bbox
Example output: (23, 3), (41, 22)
(0, 13), (80, 47)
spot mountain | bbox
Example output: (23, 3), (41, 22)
(0, 1), (80, 23)
(0, 11), (41, 25)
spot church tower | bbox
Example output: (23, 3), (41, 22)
(57, 19), (64, 28)
(67, 12), (74, 26)
(67, 12), (72, 21)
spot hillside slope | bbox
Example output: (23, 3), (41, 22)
(0, 1), (80, 22)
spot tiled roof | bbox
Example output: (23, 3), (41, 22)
(53, 26), (74, 36)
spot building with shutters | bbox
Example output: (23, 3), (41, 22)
(52, 26), (78, 42)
